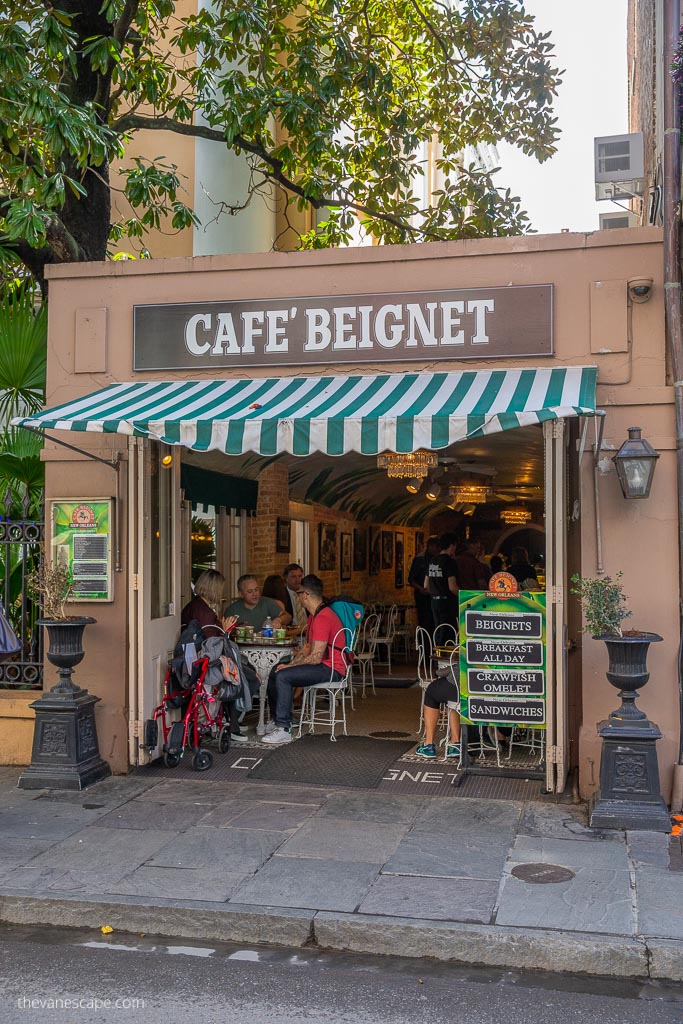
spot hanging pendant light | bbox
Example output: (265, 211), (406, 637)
(405, 478), (423, 494)
(377, 450), (438, 479)
(447, 476), (492, 505)
(500, 506), (532, 525)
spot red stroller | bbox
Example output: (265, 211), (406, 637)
(141, 623), (235, 771)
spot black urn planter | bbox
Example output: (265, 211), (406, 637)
(590, 631), (670, 832)
(18, 616), (111, 791)
(40, 616), (96, 694)
(600, 631), (663, 723)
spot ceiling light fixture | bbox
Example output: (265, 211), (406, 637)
(500, 506), (532, 525)
(425, 480), (441, 502)
(405, 477), (423, 494)
(377, 450), (438, 479)
(448, 477), (492, 505)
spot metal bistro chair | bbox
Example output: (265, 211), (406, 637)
(352, 612), (380, 698)
(440, 645), (462, 766)
(374, 604), (398, 676)
(416, 625), (436, 734)
(433, 622), (458, 651)
(297, 627), (354, 742)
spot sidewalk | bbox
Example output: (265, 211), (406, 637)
(0, 765), (681, 981)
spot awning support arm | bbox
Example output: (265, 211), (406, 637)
(20, 424), (121, 470)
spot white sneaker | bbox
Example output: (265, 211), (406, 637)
(261, 727), (292, 745)
(231, 732), (249, 744)
(263, 721), (278, 735)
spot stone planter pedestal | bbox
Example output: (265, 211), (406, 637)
(589, 632), (670, 832)
(18, 617), (110, 791)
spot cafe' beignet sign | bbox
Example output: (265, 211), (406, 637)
(133, 284), (552, 370)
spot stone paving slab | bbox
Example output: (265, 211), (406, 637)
(635, 868), (683, 939)
(627, 831), (671, 869)
(225, 802), (321, 832)
(195, 798), (262, 828)
(0, 837), (58, 878)
(518, 803), (624, 842)
(240, 783), (332, 804)
(0, 805), (108, 840)
(509, 834), (631, 871)
(133, 780), (246, 803)
(234, 856), (379, 912)
(496, 867), (635, 934)
(106, 866), (254, 902)
(277, 817), (408, 864)
(384, 830), (511, 880)
(315, 791), (424, 825)
(358, 873), (498, 923)
(412, 797), (523, 836)
(96, 800), (214, 832)
(146, 825), (286, 871)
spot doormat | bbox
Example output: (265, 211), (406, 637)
(245, 734), (414, 789)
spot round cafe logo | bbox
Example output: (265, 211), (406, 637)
(71, 504), (95, 528)
(488, 571), (518, 595)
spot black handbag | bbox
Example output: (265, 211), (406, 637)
(0, 600), (21, 662)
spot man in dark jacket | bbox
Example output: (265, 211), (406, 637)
(408, 535), (440, 631)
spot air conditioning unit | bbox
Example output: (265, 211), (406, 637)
(594, 133), (644, 201)
(599, 211), (639, 230)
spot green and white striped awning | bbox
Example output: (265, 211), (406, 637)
(14, 366), (598, 457)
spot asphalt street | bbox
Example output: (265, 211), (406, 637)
(0, 925), (682, 1024)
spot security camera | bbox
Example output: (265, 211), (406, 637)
(627, 277), (654, 303)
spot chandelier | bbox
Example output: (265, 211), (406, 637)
(377, 450), (438, 479)
(447, 477), (492, 505)
(500, 506), (532, 525)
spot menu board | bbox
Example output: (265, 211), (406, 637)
(459, 590), (546, 728)
(50, 499), (113, 602)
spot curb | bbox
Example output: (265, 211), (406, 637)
(0, 890), (674, 980)
(0, 893), (313, 949)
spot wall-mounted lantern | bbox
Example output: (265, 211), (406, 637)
(612, 427), (659, 498)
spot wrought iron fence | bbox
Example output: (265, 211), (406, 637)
(0, 489), (43, 689)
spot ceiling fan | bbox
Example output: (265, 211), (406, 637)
(489, 484), (543, 502)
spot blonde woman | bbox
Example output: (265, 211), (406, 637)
(181, 569), (238, 637)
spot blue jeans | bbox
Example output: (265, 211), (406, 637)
(267, 663), (342, 729)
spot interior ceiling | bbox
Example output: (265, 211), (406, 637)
(182, 424), (545, 526)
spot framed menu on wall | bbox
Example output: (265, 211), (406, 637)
(50, 498), (114, 602)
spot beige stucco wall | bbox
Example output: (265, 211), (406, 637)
(35, 226), (676, 794)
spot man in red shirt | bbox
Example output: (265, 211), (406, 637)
(263, 574), (345, 745)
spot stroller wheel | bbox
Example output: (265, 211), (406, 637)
(218, 726), (231, 754)
(192, 748), (213, 772)
(163, 750), (182, 768)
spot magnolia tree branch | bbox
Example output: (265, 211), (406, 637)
(114, 113), (435, 239)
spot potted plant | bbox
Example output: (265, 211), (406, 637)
(27, 557), (96, 695)
(571, 572), (670, 832)
(571, 572), (662, 722)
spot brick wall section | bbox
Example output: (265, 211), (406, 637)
(247, 462), (423, 607)
(248, 461), (290, 581)
(628, 0), (657, 217)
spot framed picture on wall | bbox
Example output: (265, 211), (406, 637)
(381, 530), (393, 569)
(318, 522), (337, 571)
(276, 517), (291, 553)
(341, 533), (352, 581)
(395, 532), (405, 588)
(369, 527), (381, 576)
(353, 528), (367, 572)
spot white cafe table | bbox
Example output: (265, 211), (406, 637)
(234, 637), (297, 735)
